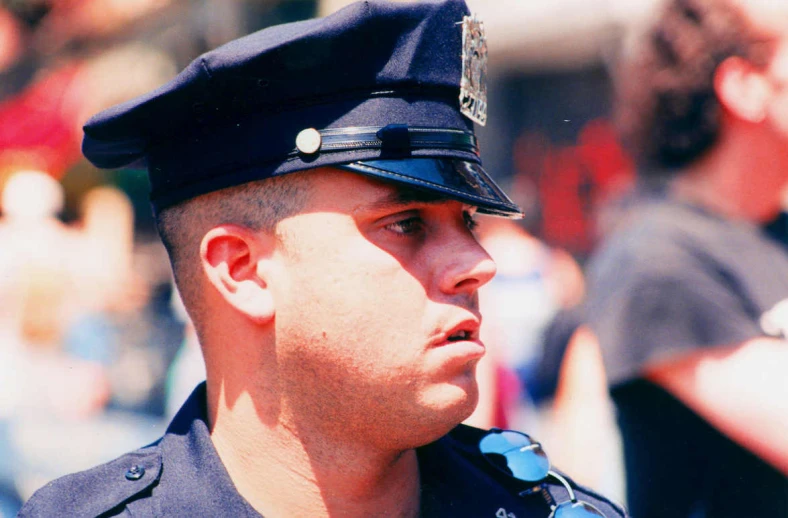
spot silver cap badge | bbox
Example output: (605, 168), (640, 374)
(459, 14), (488, 126)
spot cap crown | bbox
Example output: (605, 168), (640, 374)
(80, 0), (520, 218)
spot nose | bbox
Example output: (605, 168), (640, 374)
(437, 234), (497, 296)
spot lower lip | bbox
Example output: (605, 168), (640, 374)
(436, 339), (486, 359)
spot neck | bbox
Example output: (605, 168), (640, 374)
(671, 121), (787, 223)
(206, 380), (421, 518)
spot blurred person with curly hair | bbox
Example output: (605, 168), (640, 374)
(583, 0), (788, 516)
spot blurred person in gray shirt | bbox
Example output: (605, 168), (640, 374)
(583, 0), (788, 516)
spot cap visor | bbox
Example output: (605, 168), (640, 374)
(337, 159), (523, 218)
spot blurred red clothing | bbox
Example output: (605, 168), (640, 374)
(0, 63), (84, 178)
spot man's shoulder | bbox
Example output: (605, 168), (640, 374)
(590, 198), (753, 278)
(442, 425), (628, 517)
(18, 441), (163, 518)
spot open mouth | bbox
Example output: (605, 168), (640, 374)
(446, 330), (472, 342)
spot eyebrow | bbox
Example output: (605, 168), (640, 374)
(357, 186), (452, 212)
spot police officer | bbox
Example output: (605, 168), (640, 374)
(20, 1), (627, 516)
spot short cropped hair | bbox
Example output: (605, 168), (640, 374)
(156, 171), (312, 327)
(615, 0), (776, 173)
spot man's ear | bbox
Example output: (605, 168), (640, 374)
(715, 56), (770, 123)
(200, 225), (275, 324)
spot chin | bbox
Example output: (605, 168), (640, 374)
(385, 379), (480, 449)
(421, 380), (480, 426)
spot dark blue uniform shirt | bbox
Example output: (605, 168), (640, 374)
(19, 383), (626, 517)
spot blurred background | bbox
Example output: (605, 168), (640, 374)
(2, 0), (785, 515)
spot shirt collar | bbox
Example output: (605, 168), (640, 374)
(157, 383), (544, 517)
(157, 383), (260, 516)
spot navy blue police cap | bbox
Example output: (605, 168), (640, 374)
(82, 0), (522, 218)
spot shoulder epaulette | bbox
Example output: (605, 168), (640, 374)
(18, 445), (162, 518)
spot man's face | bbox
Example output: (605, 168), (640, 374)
(746, 3), (788, 141)
(733, 4), (788, 219)
(266, 169), (496, 449)
(764, 35), (788, 142)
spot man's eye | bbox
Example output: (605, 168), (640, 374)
(386, 217), (424, 236)
(464, 211), (479, 232)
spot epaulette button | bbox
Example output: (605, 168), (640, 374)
(125, 465), (146, 481)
